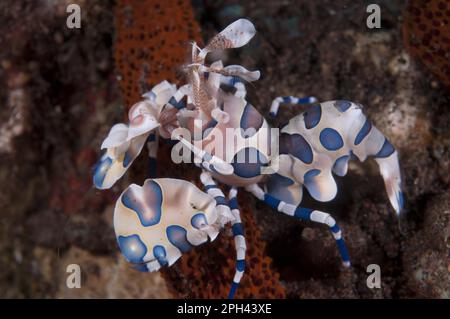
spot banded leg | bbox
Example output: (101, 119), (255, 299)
(246, 183), (350, 267)
(199, 172), (234, 228)
(199, 173), (245, 298)
(270, 95), (317, 117)
(146, 133), (158, 178)
(227, 187), (246, 299)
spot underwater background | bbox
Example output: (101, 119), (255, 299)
(0, 0), (448, 298)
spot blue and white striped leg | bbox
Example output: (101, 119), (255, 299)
(227, 187), (246, 299)
(200, 172), (234, 227)
(269, 95), (318, 117)
(199, 173), (244, 298)
(246, 184), (351, 267)
(146, 133), (158, 178)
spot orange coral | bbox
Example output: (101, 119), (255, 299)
(403, 0), (450, 87)
(114, 0), (286, 298)
(115, 0), (201, 107)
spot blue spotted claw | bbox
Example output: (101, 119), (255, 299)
(113, 178), (222, 272)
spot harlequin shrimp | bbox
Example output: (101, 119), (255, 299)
(93, 19), (403, 298)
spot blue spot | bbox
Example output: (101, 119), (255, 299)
(123, 150), (133, 167)
(121, 192), (145, 223)
(320, 128), (344, 151)
(204, 184), (218, 192)
(232, 223), (244, 236)
(266, 174), (295, 204)
(214, 196), (228, 206)
(282, 96), (292, 104)
(231, 147), (268, 178)
(303, 104), (322, 129)
(93, 156), (112, 188)
(333, 155), (350, 177)
(117, 234), (147, 264)
(166, 225), (193, 252)
(240, 103), (263, 137)
(280, 133), (314, 164)
(304, 169), (321, 182)
(297, 97), (315, 104)
(294, 207), (313, 220)
(336, 238), (350, 263)
(236, 260), (245, 272)
(228, 282), (239, 299)
(169, 96), (185, 109)
(229, 196), (238, 210)
(354, 119), (372, 145)
(191, 213), (208, 229)
(375, 138), (395, 158)
(153, 245), (168, 267)
(334, 100), (352, 112)
(229, 76), (242, 86)
(121, 180), (163, 227)
(263, 193), (281, 209)
(330, 224), (340, 233)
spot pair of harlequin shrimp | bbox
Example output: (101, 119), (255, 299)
(94, 19), (403, 299)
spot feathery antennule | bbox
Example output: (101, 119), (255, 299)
(188, 68), (215, 115)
